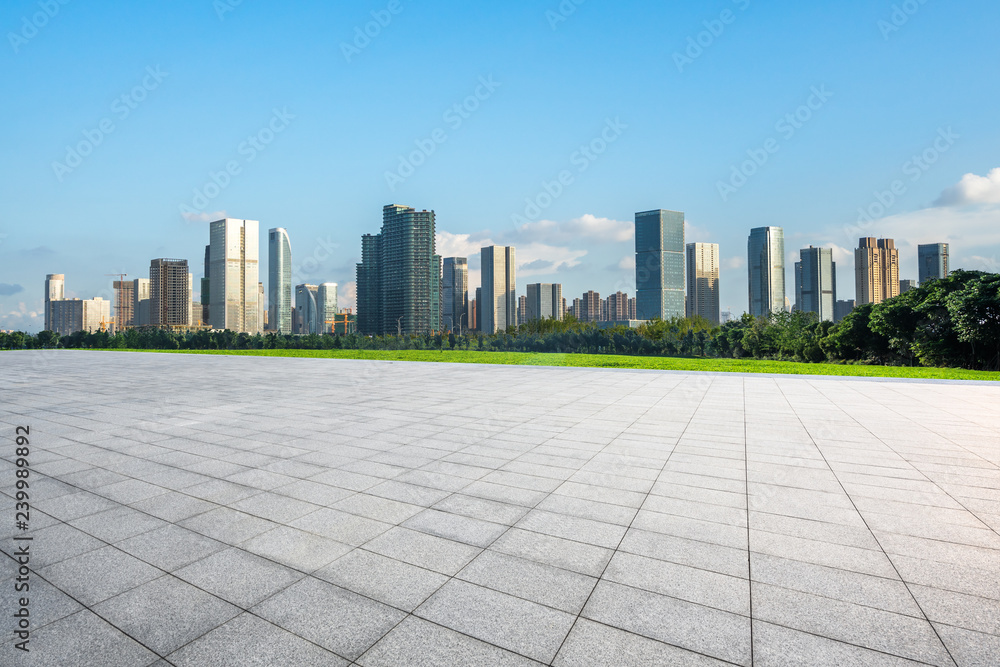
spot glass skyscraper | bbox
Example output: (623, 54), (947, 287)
(209, 218), (260, 333)
(481, 246), (516, 333)
(525, 283), (562, 322)
(317, 283), (338, 334)
(268, 228), (292, 334)
(918, 243), (949, 286)
(635, 209), (684, 321)
(796, 246), (836, 321)
(748, 227), (785, 317)
(442, 257), (469, 332)
(685, 243), (720, 325)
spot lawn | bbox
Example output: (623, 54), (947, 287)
(128, 348), (1000, 381)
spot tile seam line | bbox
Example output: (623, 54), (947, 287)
(743, 377), (755, 667)
(774, 381), (960, 667)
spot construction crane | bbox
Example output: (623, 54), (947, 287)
(106, 273), (128, 333)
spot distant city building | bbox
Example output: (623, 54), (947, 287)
(720, 310), (734, 324)
(113, 280), (135, 329)
(50, 298), (110, 336)
(855, 237), (899, 305)
(918, 243), (949, 285)
(635, 209), (685, 320)
(525, 283), (562, 322)
(201, 245), (210, 326)
(209, 218), (261, 333)
(517, 295), (528, 326)
(258, 282), (265, 332)
(149, 259), (191, 328)
(834, 299), (855, 323)
(748, 227), (785, 317)
(268, 228), (292, 334)
(333, 311), (357, 335)
(44, 274), (64, 331)
(605, 291), (630, 322)
(481, 245), (516, 333)
(318, 283), (338, 334)
(295, 284), (319, 334)
(899, 279), (917, 294)
(442, 257), (469, 332)
(686, 242), (720, 324)
(580, 290), (601, 322)
(569, 297), (582, 319)
(356, 205), (440, 335)
(133, 278), (151, 327)
(796, 246), (836, 321)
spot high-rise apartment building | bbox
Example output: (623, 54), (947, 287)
(918, 243), (949, 285)
(113, 280), (135, 329)
(605, 291), (630, 322)
(834, 300), (855, 323)
(580, 290), (601, 322)
(442, 257), (469, 332)
(133, 278), (151, 327)
(900, 279), (917, 293)
(44, 274), (65, 331)
(525, 283), (562, 322)
(748, 227), (785, 317)
(481, 245), (516, 333)
(201, 245), (210, 326)
(50, 298), (110, 336)
(517, 295), (528, 326)
(295, 284), (319, 334)
(318, 283), (338, 334)
(209, 218), (260, 333)
(795, 246), (836, 321)
(356, 205), (440, 335)
(149, 259), (191, 328)
(635, 209), (685, 320)
(685, 243), (720, 324)
(268, 228), (292, 334)
(855, 237), (899, 305)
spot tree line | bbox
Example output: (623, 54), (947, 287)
(3, 270), (998, 371)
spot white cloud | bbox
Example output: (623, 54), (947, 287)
(516, 243), (588, 277)
(935, 168), (1000, 206)
(723, 256), (745, 270)
(181, 210), (227, 223)
(517, 214), (633, 244)
(339, 281), (357, 312)
(617, 255), (635, 270)
(436, 231), (495, 262)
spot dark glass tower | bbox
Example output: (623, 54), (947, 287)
(635, 209), (685, 320)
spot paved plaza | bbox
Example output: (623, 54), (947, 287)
(2, 350), (1000, 666)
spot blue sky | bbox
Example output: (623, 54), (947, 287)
(2, 0), (999, 331)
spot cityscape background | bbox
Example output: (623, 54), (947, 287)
(3, 0), (1000, 333)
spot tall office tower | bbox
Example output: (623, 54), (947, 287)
(481, 245), (516, 333)
(113, 280), (135, 329)
(795, 246), (836, 321)
(317, 283), (338, 334)
(209, 218), (260, 333)
(517, 295), (528, 326)
(268, 228), (292, 333)
(525, 283), (563, 322)
(900, 279), (917, 294)
(441, 257), (469, 332)
(258, 282), (265, 331)
(356, 205), (439, 335)
(44, 274), (65, 331)
(133, 278), (151, 327)
(50, 298), (110, 335)
(149, 259), (191, 328)
(470, 288), (479, 332)
(605, 291), (630, 322)
(295, 284), (319, 334)
(748, 227), (786, 317)
(685, 242), (721, 324)
(918, 243), (949, 285)
(855, 237), (900, 305)
(578, 290), (601, 322)
(201, 245), (210, 326)
(635, 209), (685, 320)
(189, 273), (196, 328)
(834, 300), (856, 323)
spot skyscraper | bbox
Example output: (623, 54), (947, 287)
(268, 228), (292, 334)
(356, 205), (440, 335)
(50, 298), (110, 336)
(834, 300), (855, 323)
(685, 242), (720, 324)
(635, 209), (685, 320)
(855, 237), (899, 305)
(318, 283), (338, 334)
(918, 243), (949, 285)
(525, 283), (562, 322)
(517, 295), (528, 326)
(748, 227), (785, 317)
(114, 280), (135, 329)
(605, 291), (630, 322)
(44, 274), (64, 331)
(796, 246), (836, 321)
(295, 284), (319, 334)
(209, 218), (260, 333)
(133, 278), (151, 327)
(580, 290), (602, 322)
(201, 245), (210, 326)
(149, 259), (191, 328)
(900, 279), (917, 293)
(481, 245), (516, 333)
(442, 257), (469, 332)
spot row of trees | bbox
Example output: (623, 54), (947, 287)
(3, 271), (998, 370)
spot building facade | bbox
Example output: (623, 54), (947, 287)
(525, 283), (562, 322)
(855, 237), (899, 305)
(113, 280), (135, 329)
(685, 242), (720, 324)
(834, 299), (855, 323)
(900, 279), (917, 293)
(209, 218), (260, 333)
(149, 259), (191, 328)
(605, 291), (630, 322)
(918, 243), (949, 286)
(748, 227), (785, 317)
(796, 246), (836, 321)
(294, 284), (319, 334)
(44, 274), (64, 331)
(268, 227), (293, 334)
(133, 278), (151, 327)
(50, 298), (110, 336)
(442, 257), (469, 332)
(635, 209), (685, 320)
(318, 283), (338, 334)
(481, 245), (516, 333)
